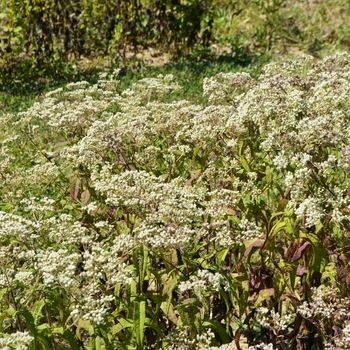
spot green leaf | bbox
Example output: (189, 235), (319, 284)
(284, 216), (295, 235)
(179, 298), (198, 306)
(140, 245), (148, 291)
(160, 301), (178, 325)
(273, 270), (285, 300)
(203, 320), (231, 343)
(13, 26), (22, 33)
(37, 323), (52, 337)
(300, 231), (328, 273)
(95, 335), (102, 350)
(52, 328), (80, 350)
(237, 155), (251, 172)
(265, 165), (273, 184)
(135, 299), (146, 349)
(33, 299), (47, 325)
(37, 333), (51, 350)
(276, 199), (288, 213)
(18, 308), (39, 350)
(269, 219), (286, 240)
(81, 189), (91, 207)
(254, 288), (274, 308)
(0, 288), (8, 300)
(6, 306), (17, 317)
(161, 274), (178, 324)
(322, 262), (338, 286)
(0, 312), (7, 332)
(112, 318), (134, 334)
(77, 319), (95, 336)
(315, 221), (323, 234)
(216, 247), (230, 265)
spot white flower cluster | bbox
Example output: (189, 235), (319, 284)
(163, 327), (196, 350)
(238, 218), (264, 242)
(257, 307), (295, 333)
(71, 293), (115, 325)
(298, 286), (350, 347)
(331, 321), (350, 349)
(164, 327), (235, 350)
(93, 169), (207, 249)
(206, 343), (237, 350)
(81, 242), (133, 285)
(293, 196), (324, 228)
(248, 343), (274, 350)
(35, 248), (80, 288)
(0, 211), (38, 242)
(14, 271), (35, 286)
(298, 286), (350, 321)
(3, 53), (350, 346)
(20, 196), (55, 213)
(0, 331), (33, 350)
(14, 70), (120, 137)
(47, 215), (91, 246)
(203, 72), (254, 104)
(196, 329), (216, 349)
(179, 269), (223, 295)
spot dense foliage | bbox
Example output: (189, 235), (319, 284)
(1, 0), (350, 83)
(0, 0), (214, 81)
(2, 53), (350, 349)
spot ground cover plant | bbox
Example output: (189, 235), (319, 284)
(2, 53), (350, 349)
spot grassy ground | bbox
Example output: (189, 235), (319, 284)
(0, 51), (268, 115)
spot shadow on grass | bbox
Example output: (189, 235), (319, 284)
(0, 49), (267, 113)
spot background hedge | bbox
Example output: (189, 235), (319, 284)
(1, 0), (350, 83)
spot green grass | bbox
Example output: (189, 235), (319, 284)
(0, 52), (268, 115)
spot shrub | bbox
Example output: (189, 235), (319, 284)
(0, 0), (214, 83)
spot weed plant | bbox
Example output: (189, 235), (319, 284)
(1, 53), (350, 349)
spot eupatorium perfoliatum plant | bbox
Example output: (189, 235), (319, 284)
(2, 53), (350, 349)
